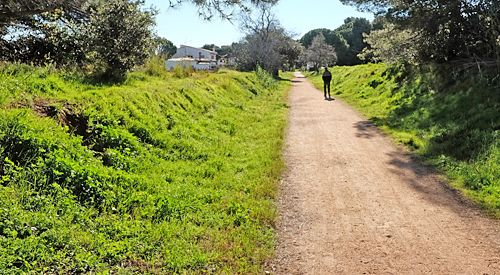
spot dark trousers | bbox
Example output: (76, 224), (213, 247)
(324, 81), (331, 96)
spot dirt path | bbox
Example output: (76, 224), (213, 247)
(270, 72), (500, 274)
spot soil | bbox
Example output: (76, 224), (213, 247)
(269, 72), (500, 274)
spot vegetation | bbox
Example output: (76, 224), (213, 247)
(202, 44), (233, 60)
(166, 0), (278, 21)
(307, 63), (500, 216)
(81, 0), (157, 79)
(233, 3), (303, 75)
(153, 38), (178, 59)
(0, 62), (291, 273)
(1, 0), (158, 79)
(300, 17), (371, 66)
(302, 33), (337, 71)
(344, 0), (500, 71)
(331, 0), (500, 215)
(0, 0), (85, 23)
(0, 0), (277, 23)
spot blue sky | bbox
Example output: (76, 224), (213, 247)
(144, 0), (374, 48)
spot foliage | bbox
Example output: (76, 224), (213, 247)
(143, 55), (169, 77)
(218, 45), (234, 59)
(254, 64), (278, 89)
(299, 17), (371, 66)
(0, 0), (276, 23)
(359, 22), (420, 64)
(341, 0), (500, 67)
(153, 37), (177, 58)
(202, 44), (234, 61)
(307, 63), (500, 216)
(78, 0), (157, 79)
(302, 33), (337, 71)
(333, 17), (371, 65)
(0, 62), (290, 273)
(167, 0), (278, 21)
(1, 0), (157, 79)
(234, 3), (302, 75)
(300, 28), (348, 55)
(278, 36), (304, 70)
(0, 0), (85, 24)
(202, 44), (220, 52)
(0, 4), (87, 65)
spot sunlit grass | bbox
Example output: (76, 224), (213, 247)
(0, 63), (290, 273)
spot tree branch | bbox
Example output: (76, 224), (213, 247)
(0, 7), (58, 20)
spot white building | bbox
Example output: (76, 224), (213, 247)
(166, 45), (217, 70)
(217, 55), (236, 66)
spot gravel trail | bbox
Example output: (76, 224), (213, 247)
(270, 72), (500, 274)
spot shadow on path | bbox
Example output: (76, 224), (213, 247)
(384, 151), (481, 219)
(353, 120), (378, 139)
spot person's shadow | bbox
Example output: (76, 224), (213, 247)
(324, 97), (335, 101)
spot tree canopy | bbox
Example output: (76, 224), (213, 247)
(155, 37), (177, 58)
(302, 33), (337, 71)
(300, 17), (370, 66)
(0, 0), (86, 24)
(167, 0), (279, 20)
(1, 0), (278, 22)
(234, 3), (302, 75)
(341, 0), (500, 65)
(1, 0), (157, 79)
(1, 0), (284, 78)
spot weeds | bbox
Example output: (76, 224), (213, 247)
(0, 63), (290, 273)
(255, 64), (278, 90)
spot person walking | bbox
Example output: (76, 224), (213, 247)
(322, 66), (332, 98)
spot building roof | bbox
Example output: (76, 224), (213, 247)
(178, 44), (217, 54)
(167, 57), (215, 62)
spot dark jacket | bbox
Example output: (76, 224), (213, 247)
(322, 69), (332, 83)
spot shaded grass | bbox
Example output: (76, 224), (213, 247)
(307, 63), (500, 217)
(0, 64), (290, 274)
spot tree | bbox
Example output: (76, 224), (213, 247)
(202, 44), (235, 60)
(202, 44), (220, 51)
(0, 1), (84, 61)
(1, 0), (277, 62)
(216, 45), (233, 59)
(333, 17), (371, 65)
(279, 37), (303, 70)
(302, 33), (337, 72)
(234, 3), (300, 75)
(0, 0), (278, 23)
(0, 0), (157, 79)
(358, 22), (420, 64)
(0, 0), (85, 24)
(155, 37), (177, 58)
(300, 29), (336, 49)
(299, 18), (371, 67)
(167, 0), (279, 21)
(79, 0), (157, 78)
(340, 0), (500, 65)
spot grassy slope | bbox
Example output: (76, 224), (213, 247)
(0, 64), (291, 274)
(307, 63), (500, 216)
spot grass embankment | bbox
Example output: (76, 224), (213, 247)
(307, 63), (500, 216)
(0, 63), (291, 274)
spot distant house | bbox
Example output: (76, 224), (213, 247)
(217, 54), (236, 66)
(166, 45), (217, 70)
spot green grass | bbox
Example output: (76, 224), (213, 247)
(307, 63), (500, 217)
(0, 63), (290, 274)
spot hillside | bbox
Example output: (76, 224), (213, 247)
(308, 64), (500, 215)
(0, 64), (291, 274)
